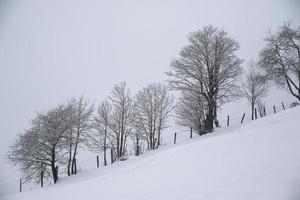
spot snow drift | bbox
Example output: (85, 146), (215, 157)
(3, 107), (300, 200)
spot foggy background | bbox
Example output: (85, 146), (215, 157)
(0, 0), (299, 193)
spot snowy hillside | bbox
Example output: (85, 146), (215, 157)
(3, 107), (300, 200)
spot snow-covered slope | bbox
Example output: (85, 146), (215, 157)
(3, 107), (300, 200)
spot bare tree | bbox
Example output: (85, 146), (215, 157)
(88, 100), (112, 166)
(134, 83), (174, 151)
(67, 95), (94, 175)
(242, 61), (269, 120)
(258, 22), (300, 101)
(175, 90), (206, 135)
(60, 96), (94, 176)
(108, 82), (134, 158)
(7, 104), (73, 184)
(167, 25), (242, 133)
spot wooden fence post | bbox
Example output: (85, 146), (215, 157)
(19, 179), (22, 192)
(96, 155), (99, 168)
(110, 149), (114, 164)
(273, 105), (276, 114)
(190, 127), (192, 138)
(255, 108), (257, 119)
(282, 102), (285, 110)
(174, 132), (177, 144)
(227, 115), (230, 127)
(240, 113), (245, 124)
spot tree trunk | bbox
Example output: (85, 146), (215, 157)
(51, 151), (58, 183)
(251, 102), (254, 120)
(67, 147), (72, 176)
(157, 122), (161, 147)
(213, 103), (219, 127)
(197, 122), (202, 135)
(135, 136), (139, 156)
(204, 102), (214, 133)
(71, 127), (80, 174)
(103, 127), (107, 166)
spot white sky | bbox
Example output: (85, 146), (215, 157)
(0, 0), (299, 163)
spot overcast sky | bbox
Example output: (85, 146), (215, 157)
(0, 0), (299, 182)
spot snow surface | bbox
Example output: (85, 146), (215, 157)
(2, 107), (300, 200)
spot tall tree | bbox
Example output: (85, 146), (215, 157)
(258, 22), (300, 101)
(242, 61), (269, 120)
(167, 25), (242, 132)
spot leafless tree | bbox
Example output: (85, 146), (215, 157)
(108, 82), (134, 158)
(87, 100), (112, 166)
(167, 25), (242, 132)
(66, 95), (94, 175)
(7, 104), (73, 184)
(242, 61), (269, 120)
(258, 22), (300, 101)
(175, 90), (206, 135)
(134, 83), (174, 151)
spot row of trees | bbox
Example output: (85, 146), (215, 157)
(7, 21), (299, 185)
(7, 83), (173, 184)
(168, 22), (299, 133)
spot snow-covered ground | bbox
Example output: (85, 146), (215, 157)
(2, 106), (300, 200)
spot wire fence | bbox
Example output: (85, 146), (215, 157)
(0, 100), (298, 197)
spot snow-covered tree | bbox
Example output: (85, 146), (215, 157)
(167, 25), (242, 133)
(7, 104), (73, 183)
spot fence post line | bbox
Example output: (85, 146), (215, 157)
(19, 178), (22, 192)
(282, 102), (285, 110)
(190, 127), (192, 138)
(96, 155), (99, 168)
(240, 113), (246, 124)
(273, 105), (276, 114)
(174, 132), (177, 144)
(255, 108), (257, 119)
(110, 149), (114, 164)
(227, 115), (230, 127)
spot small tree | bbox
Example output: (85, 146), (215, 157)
(175, 90), (206, 135)
(258, 22), (300, 101)
(134, 83), (173, 150)
(242, 61), (269, 120)
(109, 82), (134, 158)
(66, 95), (94, 175)
(88, 100), (112, 166)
